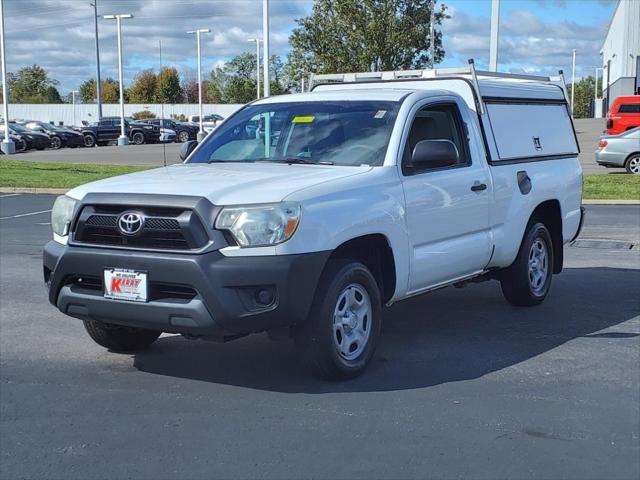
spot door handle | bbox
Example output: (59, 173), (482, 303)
(471, 182), (487, 192)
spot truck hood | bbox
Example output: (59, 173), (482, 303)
(67, 162), (372, 205)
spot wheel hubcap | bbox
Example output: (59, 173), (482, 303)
(332, 283), (372, 361)
(629, 157), (640, 174)
(528, 237), (549, 294)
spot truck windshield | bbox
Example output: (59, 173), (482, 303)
(187, 101), (400, 167)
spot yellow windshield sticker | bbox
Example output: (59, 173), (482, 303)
(292, 116), (315, 124)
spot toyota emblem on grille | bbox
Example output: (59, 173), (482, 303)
(117, 212), (144, 235)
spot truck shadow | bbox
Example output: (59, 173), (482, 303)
(133, 266), (640, 393)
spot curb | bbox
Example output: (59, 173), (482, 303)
(582, 199), (640, 205)
(0, 187), (69, 195)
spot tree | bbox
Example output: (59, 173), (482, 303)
(566, 76), (600, 119)
(288, 0), (448, 76)
(128, 69), (158, 103)
(79, 78), (122, 104)
(157, 67), (182, 104)
(132, 110), (156, 120)
(8, 64), (62, 103)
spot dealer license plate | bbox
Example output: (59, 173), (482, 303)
(104, 268), (148, 303)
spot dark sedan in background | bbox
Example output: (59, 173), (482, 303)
(23, 121), (85, 149)
(143, 118), (199, 143)
(7, 123), (51, 150)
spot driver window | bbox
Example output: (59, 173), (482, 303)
(404, 103), (469, 168)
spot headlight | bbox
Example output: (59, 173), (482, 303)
(51, 195), (77, 237)
(215, 202), (301, 247)
(143, 126), (153, 129)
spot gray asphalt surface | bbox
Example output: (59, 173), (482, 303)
(13, 118), (616, 174)
(1, 195), (639, 480)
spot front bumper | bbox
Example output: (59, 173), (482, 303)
(44, 241), (329, 337)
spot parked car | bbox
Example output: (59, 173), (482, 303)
(159, 128), (177, 143)
(6, 122), (51, 150)
(43, 65), (583, 379)
(81, 117), (160, 146)
(606, 95), (640, 135)
(188, 114), (224, 133)
(595, 127), (640, 174)
(143, 118), (199, 143)
(0, 132), (27, 152)
(23, 121), (85, 149)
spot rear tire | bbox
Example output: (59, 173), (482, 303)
(50, 136), (62, 149)
(83, 319), (160, 352)
(625, 154), (640, 174)
(296, 259), (381, 380)
(500, 222), (554, 306)
(178, 131), (190, 143)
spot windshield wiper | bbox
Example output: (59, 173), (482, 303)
(261, 157), (334, 165)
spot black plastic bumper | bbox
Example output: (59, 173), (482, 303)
(44, 241), (330, 337)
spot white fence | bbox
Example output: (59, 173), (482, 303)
(3, 103), (244, 127)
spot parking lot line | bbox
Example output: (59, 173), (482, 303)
(0, 209), (51, 220)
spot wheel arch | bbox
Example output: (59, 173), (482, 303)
(529, 199), (563, 274)
(326, 234), (397, 304)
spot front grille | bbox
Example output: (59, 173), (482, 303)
(73, 205), (209, 251)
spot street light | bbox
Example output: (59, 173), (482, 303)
(187, 28), (210, 142)
(571, 48), (576, 116)
(0, 0), (14, 154)
(90, 1), (102, 119)
(248, 38), (261, 99)
(103, 13), (133, 146)
(262, 0), (270, 98)
(489, 0), (500, 72)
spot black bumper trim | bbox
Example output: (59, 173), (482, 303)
(44, 241), (330, 336)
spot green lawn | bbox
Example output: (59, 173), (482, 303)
(0, 159), (638, 200)
(0, 160), (152, 189)
(583, 174), (639, 200)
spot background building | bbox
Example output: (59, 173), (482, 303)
(600, 0), (640, 113)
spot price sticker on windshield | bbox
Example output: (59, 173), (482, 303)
(292, 116), (315, 123)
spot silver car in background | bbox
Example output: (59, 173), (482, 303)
(595, 127), (640, 174)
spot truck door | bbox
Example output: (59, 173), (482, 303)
(97, 119), (118, 141)
(400, 99), (492, 292)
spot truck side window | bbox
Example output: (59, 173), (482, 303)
(403, 103), (469, 172)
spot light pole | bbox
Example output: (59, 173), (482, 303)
(71, 90), (79, 127)
(248, 38), (261, 99)
(104, 14), (133, 146)
(90, 1), (102, 119)
(0, 0), (14, 154)
(429, 0), (435, 68)
(187, 28), (210, 142)
(262, 0), (270, 98)
(489, 0), (500, 72)
(594, 66), (604, 118)
(571, 48), (576, 116)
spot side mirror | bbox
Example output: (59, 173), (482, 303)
(179, 140), (198, 161)
(410, 139), (459, 170)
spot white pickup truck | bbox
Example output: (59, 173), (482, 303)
(44, 63), (584, 379)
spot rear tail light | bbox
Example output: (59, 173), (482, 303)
(598, 139), (608, 149)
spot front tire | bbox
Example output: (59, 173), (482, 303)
(83, 319), (160, 352)
(132, 132), (145, 145)
(83, 134), (96, 147)
(296, 260), (381, 380)
(625, 154), (640, 174)
(500, 222), (554, 306)
(177, 131), (190, 143)
(50, 136), (62, 149)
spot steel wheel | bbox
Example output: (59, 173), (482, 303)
(528, 237), (549, 294)
(50, 136), (62, 149)
(332, 283), (372, 361)
(625, 155), (640, 174)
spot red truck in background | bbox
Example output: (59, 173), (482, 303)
(606, 95), (640, 135)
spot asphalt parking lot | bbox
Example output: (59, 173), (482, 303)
(0, 195), (638, 480)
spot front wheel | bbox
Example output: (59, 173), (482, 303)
(50, 136), (62, 149)
(83, 319), (160, 352)
(500, 222), (554, 306)
(83, 134), (96, 147)
(296, 260), (381, 380)
(132, 132), (145, 145)
(625, 154), (640, 174)
(177, 131), (190, 143)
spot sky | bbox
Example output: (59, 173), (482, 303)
(2, 0), (618, 95)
